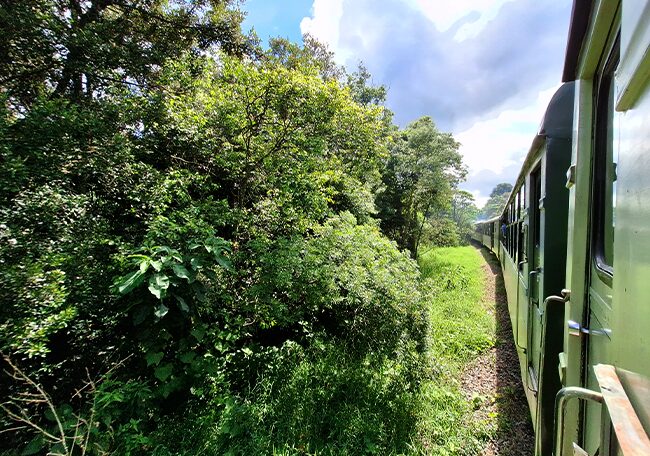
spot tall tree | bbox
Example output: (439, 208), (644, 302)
(451, 190), (479, 238)
(1, 0), (253, 109)
(377, 117), (465, 257)
(481, 183), (512, 219)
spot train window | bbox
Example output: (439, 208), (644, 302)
(510, 201), (517, 259)
(518, 221), (526, 263)
(516, 192), (520, 219)
(591, 34), (619, 276)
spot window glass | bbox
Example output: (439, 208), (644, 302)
(592, 35), (619, 273)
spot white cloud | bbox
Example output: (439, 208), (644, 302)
(300, 0), (344, 50)
(299, 0), (572, 207)
(409, 0), (516, 41)
(457, 85), (561, 206)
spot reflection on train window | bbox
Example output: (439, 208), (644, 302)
(592, 34), (619, 275)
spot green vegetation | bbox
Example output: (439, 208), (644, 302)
(416, 246), (496, 455)
(0, 1), (491, 454)
(376, 117), (467, 257)
(480, 183), (513, 220)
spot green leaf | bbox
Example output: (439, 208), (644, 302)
(172, 264), (195, 282)
(139, 259), (150, 273)
(154, 303), (169, 319)
(179, 351), (196, 364)
(116, 270), (145, 295)
(191, 327), (206, 342)
(215, 255), (233, 271)
(154, 363), (173, 381)
(128, 254), (150, 262)
(146, 351), (164, 367)
(175, 295), (190, 312)
(150, 260), (163, 271)
(59, 404), (73, 418)
(148, 273), (170, 299)
(44, 408), (57, 422)
(190, 257), (202, 270)
(21, 436), (44, 455)
(154, 246), (172, 255)
(192, 282), (207, 302)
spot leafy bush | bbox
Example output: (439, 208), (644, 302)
(0, 3), (463, 453)
(422, 217), (461, 248)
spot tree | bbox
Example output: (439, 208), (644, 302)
(1, 7), (441, 453)
(266, 34), (344, 81)
(450, 190), (479, 240)
(376, 117), (466, 257)
(480, 183), (512, 219)
(1, 0), (253, 109)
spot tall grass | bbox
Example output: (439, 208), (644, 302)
(413, 246), (495, 455)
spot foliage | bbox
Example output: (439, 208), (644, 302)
(1, 0), (254, 109)
(377, 117), (466, 257)
(0, 2), (472, 453)
(421, 217), (462, 248)
(421, 190), (479, 248)
(266, 34), (344, 81)
(480, 183), (512, 220)
(449, 190), (479, 241)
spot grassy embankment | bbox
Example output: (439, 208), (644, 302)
(415, 246), (496, 455)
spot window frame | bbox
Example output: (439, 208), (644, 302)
(590, 33), (619, 283)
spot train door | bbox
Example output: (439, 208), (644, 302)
(527, 166), (543, 399)
(515, 189), (529, 358)
(578, 31), (619, 455)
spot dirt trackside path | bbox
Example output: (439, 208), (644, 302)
(462, 245), (535, 456)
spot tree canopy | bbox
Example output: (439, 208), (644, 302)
(376, 117), (466, 256)
(0, 2), (471, 454)
(480, 182), (513, 219)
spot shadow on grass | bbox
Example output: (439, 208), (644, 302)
(475, 243), (535, 456)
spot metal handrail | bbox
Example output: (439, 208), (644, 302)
(553, 387), (603, 456)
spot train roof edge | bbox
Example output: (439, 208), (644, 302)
(474, 216), (500, 226)
(562, 0), (594, 82)
(493, 81), (576, 221)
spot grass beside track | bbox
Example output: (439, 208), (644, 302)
(415, 246), (496, 455)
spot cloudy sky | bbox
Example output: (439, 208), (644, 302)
(242, 0), (573, 206)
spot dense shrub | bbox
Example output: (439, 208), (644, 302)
(0, 2), (469, 453)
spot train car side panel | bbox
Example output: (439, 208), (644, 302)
(560, 1), (650, 454)
(611, 41), (650, 432)
(561, 78), (594, 456)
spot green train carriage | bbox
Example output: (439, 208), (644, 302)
(472, 216), (499, 251)
(472, 1), (650, 454)
(558, 0), (650, 454)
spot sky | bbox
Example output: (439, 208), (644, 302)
(241, 0), (573, 207)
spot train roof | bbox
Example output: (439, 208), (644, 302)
(562, 0), (593, 82)
(474, 216), (500, 226)
(497, 81), (576, 218)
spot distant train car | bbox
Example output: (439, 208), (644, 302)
(472, 1), (650, 454)
(472, 216), (499, 252)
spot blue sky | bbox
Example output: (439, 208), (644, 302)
(240, 0), (573, 206)
(242, 0), (312, 43)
